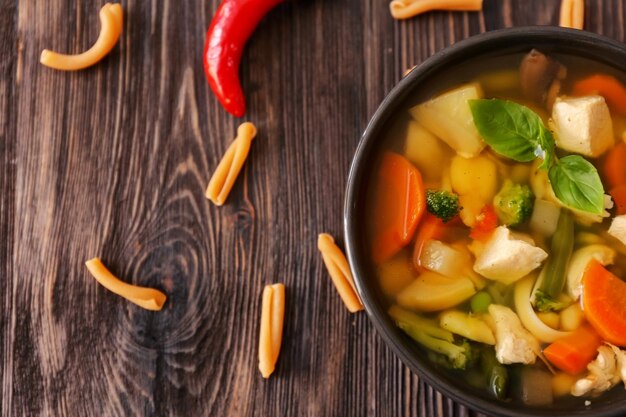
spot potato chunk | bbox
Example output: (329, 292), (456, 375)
(404, 121), (449, 182)
(410, 83), (486, 158)
(397, 271), (476, 312)
(550, 95), (614, 157)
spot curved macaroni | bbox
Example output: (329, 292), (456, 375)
(258, 283), (285, 378)
(317, 233), (363, 313)
(206, 122), (257, 206)
(40, 3), (123, 71)
(85, 258), (167, 311)
(559, 0), (584, 30)
(390, 0), (483, 20)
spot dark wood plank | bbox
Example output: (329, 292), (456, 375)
(1, 0), (624, 416)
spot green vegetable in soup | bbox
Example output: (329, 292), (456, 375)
(493, 180), (534, 226)
(481, 348), (509, 400)
(389, 305), (475, 369)
(426, 189), (460, 222)
(469, 99), (604, 215)
(470, 291), (493, 314)
(533, 209), (574, 312)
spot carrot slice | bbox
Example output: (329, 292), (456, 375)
(609, 184), (626, 215)
(573, 74), (626, 116)
(371, 152), (426, 264)
(582, 259), (626, 347)
(470, 204), (498, 241)
(412, 213), (444, 271)
(603, 142), (626, 189)
(543, 324), (602, 374)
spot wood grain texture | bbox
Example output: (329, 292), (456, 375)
(1, 0), (625, 416)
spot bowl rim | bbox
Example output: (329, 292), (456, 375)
(344, 26), (626, 417)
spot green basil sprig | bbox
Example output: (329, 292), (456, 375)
(469, 99), (604, 215)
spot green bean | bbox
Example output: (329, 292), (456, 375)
(541, 209), (574, 299)
(481, 348), (508, 400)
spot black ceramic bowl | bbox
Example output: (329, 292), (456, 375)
(344, 27), (626, 417)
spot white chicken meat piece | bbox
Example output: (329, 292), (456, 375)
(572, 346), (621, 397)
(488, 304), (539, 365)
(608, 215), (626, 246)
(473, 226), (548, 284)
(550, 95), (614, 157)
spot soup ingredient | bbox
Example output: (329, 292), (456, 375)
(565, 244), (615, 300)
(604, 143), (626, 189)
(493, 180), (534, 226)
(372, 152), (426, 264)
(533, 210), (574, 312)
(608, 214), (626, 245)
(481, 348), (509, 400)
(450, 155), (497, 201)
(40, 3), (123, 71)
(317, 233), (363, 313)
(396, 271), (476, 312)
(377, 255), (415, 296)
(550, 96), (614, 157)
(404, 122), (449, 181)
(552, 372), (577, 397)
(519, 49), (566, 105)
(609, 185), (626, 215)
(560, 303), (584, 332)
(571, 345), (621, 396)
(515, 275), (571, 343)
(419, 240), (471, 278)
(544, 325), (603, 374)
(469, 204), (498, 240)
(519, 368), (554, 406)
(389, 0), (483, 21)
(529, 199), (561, 236)
(425, 189), (460, 222)
(559, 0), (585, 30)
(573, 74), (626, 116)
(412, 214), (445, 270)
(258, 283), (285, 378)
(470, 98), (605, 215)
(537, 312), (560, 329)
(582, 260), (626, 347)
(440, 310), (495, 345)
(206, 122), (257, 206)
(389, 305), (475, 369)
(473, 226), (548, 284)
(203, 0), (285, 117)
(85, 258), (167, 311)
(411, 84), (486, 158)
(470, 291), (492, 314)
(489, 304), (539, 364)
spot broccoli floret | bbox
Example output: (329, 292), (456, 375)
(533, 289), (570, 312)
(426, 189), (460, 223)
(389, 305), (475, 369)
(493, 180), (534, 226)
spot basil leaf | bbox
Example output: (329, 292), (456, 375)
(469, 99), (555, 164)
(548, 155), (605, 215)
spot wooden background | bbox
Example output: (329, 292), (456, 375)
(1, 0), (625, 416)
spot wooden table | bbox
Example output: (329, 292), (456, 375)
(1, 1), (624, 416)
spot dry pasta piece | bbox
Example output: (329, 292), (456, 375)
(40, 3), (123, 70)
(206, 122), (257, 206)
(85, 258), (166, 311)
(390, 0), (483, 20)
(559, 0), (584, 30)
(258, 283), (285, 378)
(318, 233), (364, 313)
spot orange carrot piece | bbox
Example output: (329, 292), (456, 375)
(543, 324), (602, 375)
(469, 204), (498, 241)
(372, 152), (426, 264)
(609, 184), (626, 215)
(604, 142), (626, 189)
(412, 213), (445, 271)
(582, 260), (626, 347)
(572, 74), (626, 116)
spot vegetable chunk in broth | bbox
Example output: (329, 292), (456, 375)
(366, 50), (626, 406)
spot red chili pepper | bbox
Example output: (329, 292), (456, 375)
(470, 204), (498, 241)
(203, 0), (285, 117)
